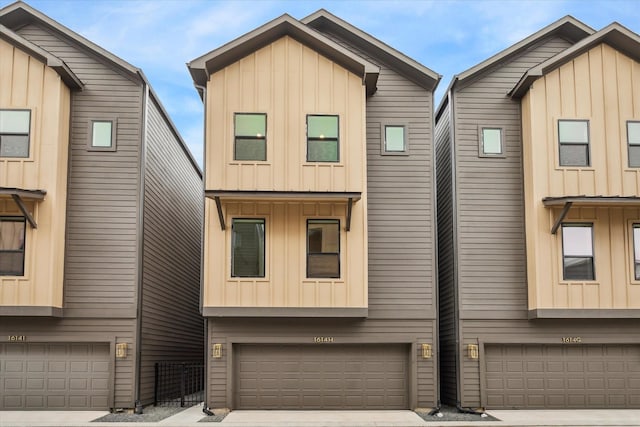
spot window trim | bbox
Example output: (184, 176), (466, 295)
(478, 126), (505, 158)
(0, 216), (26, 277)
(381, 123), (409, 155)
(234, 112), (267, 162)
(87, 118), (117, 152)
(0, 109), (31, 159)
(561, 223), (595, 281)
(306, 218), (341, 279)
(627, 120), (640, 168)
(230, 217), (266, 278)
(558, 119), (590, 167)
(306, 114), (339, 163)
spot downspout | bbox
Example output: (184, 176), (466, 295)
(134, 80), (150, 414)
(194, 83), (213, 416)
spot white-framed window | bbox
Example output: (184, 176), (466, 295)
(0, 109), (31, 158)
(307, 115), (339, 162)
(558, 120), (590, 167)
(231, 218), (265, 277)
(234, 113), (266, 161)
(561, 224), (594, 280)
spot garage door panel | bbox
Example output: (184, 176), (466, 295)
(235, 344), (409, 409)
(0, 343), (110, 410)
(485, 344), (640, 409)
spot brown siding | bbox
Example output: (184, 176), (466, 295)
(15, 23), (142, 316)
(138, 95), (203, 405)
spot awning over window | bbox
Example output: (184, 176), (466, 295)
(542, 195), (640, 234)
(205, 190), (362, 231)
(0, 187), (46, 228)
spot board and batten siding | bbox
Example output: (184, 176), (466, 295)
(522, 43), (640, 311)
(453, 36), (574, 319)
(138, 95), (203, 405)
(15, 23), (142, 317)
(435, 100), (457, 405)
(0, 37), (70, 309)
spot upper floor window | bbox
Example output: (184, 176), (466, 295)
(633, 224), (640, 280)
(89, 119), (116, 151)
(562, 224), (594, 281)
(383, 125), (407, 154)
(0, 110), (31, 158)
(231, 218), (265, 277)
(0, 217), (26, 276)
(558, 120), (590, 167)
(479, 127), (503, 156)
(307, 115), (338, 162)
(234, 113), (266, 161)
(307, 219), (340, 278)
(627, 121), (640, 168)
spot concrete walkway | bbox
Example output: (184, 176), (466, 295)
(1, 406), (640, 427)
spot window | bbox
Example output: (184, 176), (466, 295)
(0, 217), (26, 276)
(562, 224), (594, 280)
(234, 113), (266, 161)
(307, 219), (340, 278)
(231, 218), (265, 277)
(558, 120), (590, 166)
(90, 120), (116, 150)
(0, 110), (31, 158)
(383, 125), (406, 153)
(480, 127), (503, 156)
(307, 115), (338, 162)
(627, 121), (640, 167)
(633, 224), (640, 280)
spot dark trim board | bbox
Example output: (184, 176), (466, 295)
(529, 309), (640, 319)
(203, 307), (368, 317)
(0, 306), (63, 317)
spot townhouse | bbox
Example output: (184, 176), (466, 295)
(0, 2), (202, 410)
(436, 17), (640, 409)
(188, 10), (440, 411)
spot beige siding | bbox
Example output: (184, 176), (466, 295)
(523, 44), (640, 310)
(0, 38), (70, 309)
(206, 36), (366, 194)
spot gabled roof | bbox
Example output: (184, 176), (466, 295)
(301, 9), (440, 92)
(0, 23), (82, 89)
(0, 1), (141, 83)
(510, 22), (640, 98)
(188, 13), (380, 98)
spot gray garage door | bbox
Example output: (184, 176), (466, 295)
(485, 344), (640, 408)
(235, 344), (409, 409)
(0, 342), (111, 410)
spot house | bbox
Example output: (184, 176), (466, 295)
(436, 16), (640, 409)
(0, 1), (203, 410)
(188, 10), (440, 411)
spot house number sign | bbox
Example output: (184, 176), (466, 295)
(313, 336), (334, 343)
(8, 335), (26, 341)
(561, 336), (582, 343)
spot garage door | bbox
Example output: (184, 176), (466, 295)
(0, 342), (111, 410)
(485, 344), (640, 408)
(235, 344), (409, 409)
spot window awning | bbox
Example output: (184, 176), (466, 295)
(543, 195), (640, 234)
(0, 187), (47, 228)
(205, 190), (362, 231)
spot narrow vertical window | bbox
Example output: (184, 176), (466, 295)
(562, 224), (594, 280)
(0, 110), (31, 158)
(558, 120), (590, 166)
(234, 113), (266, 161)
(91, 120), (114, 148)
(231, 218), (265, 277)
(627, 121), (640, 167)
(480, 127), (503, 156)
(307, 115), (339, 162)
(307, 219), (340, 278)
(633, 224), (640, 280)
(0, 217), (26, 276)
(384, 125), (406, 153)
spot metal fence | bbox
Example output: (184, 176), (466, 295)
(154, 362), (205, 407)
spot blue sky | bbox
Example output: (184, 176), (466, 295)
(5, 0), (640, 167)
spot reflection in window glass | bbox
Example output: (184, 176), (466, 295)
(558, 120), (589, 166)
(235, 114), (266, 161)
(231, 219), (265, 277)
(307, 219), (340, 278)
(0, 110), (30, 158)
(627, 121), (640, 167)
(307, 115), (338, 162)
(562, 224), (594, 280)
(92, 121), (113, 148)
(482, 128), (502, 155)
(634, 225), (640, 280)
(0, 217), (26, 276)
(385, 126), (405, 152)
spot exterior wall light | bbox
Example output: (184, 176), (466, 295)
(421, 343), (432, 359)
(213, 343), (222, 359)
(467, 344), (479, 359)
(116, 342), (128, 358)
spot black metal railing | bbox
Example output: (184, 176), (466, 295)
(154, 362), (204, 407)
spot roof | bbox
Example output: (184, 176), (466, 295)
(302, 9), (440, 92)
(0, 23), (82, 89)
(187, 13), (380, 98)
(510, 22), (640, 98)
